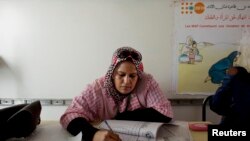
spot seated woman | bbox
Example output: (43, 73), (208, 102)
(209, 66), (250, 127)
(60, 47), (173, 141)
(209, 36), (250, 127)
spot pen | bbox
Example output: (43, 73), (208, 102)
(104, 120), (113, 132)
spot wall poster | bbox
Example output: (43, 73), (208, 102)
(174, 0), (250, 94)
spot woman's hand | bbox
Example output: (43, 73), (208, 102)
(92, 130), (122, 141)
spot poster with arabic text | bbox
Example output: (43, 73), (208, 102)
(174, 0), (250, 94)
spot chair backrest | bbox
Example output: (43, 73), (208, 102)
(202, 95), (213, 121)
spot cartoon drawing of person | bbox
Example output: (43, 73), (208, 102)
(191, 40), (203, 63)
(179, 36), (203, 64)
(188, 48), (195, 64)
(179, 35), (193, 63)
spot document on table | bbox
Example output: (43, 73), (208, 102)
(98, 120), (193, 141)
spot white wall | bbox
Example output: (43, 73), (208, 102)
(0, 0), (219, 121)
(0, 0), (178, 99)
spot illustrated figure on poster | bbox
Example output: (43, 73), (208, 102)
(204, 51), (240, 84)
(179, 36), (203, 64)
(188, 48), (195, 64)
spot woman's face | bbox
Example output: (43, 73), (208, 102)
(113, 61), (138, 95)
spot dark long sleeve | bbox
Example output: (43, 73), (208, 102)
(209, 66), (249, 116)
(209, 74), (233, 116)
(114, 108), (172, 123)
(66, 117), (99, 141)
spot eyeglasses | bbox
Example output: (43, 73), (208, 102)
(117, 50), (141, 61)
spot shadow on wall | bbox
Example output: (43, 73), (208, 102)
(0, 56), (8, 69)
(0, 56), (13, 73)
(0, 56), (18, 99)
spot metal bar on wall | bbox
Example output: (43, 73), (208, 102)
(0, 98), (204, 106)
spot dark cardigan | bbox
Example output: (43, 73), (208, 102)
(209, 67), (250, 127)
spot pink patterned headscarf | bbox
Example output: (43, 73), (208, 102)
(104, 47), (144, 103)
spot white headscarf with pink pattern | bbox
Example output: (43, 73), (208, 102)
(104, 47), (144, 103)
